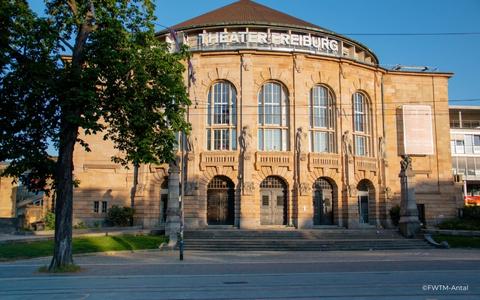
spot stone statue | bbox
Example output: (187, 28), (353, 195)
(342, 130), (354, 160)
(186, 135), (197, 153)
(379, 136), (386, 160)
(400, 155), (412, 173)
(296, 127), (307, 153)
(239, 125), (252, 153)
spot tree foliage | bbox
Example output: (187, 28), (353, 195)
(0, 0), (190, 271)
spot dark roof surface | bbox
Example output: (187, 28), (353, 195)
(171, 0), (332, 33)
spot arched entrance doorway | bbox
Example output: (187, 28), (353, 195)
(207, 176), (235, 225)
(260, 176), (287, 225)
(313, 178), (334, 225)
(357, 179), (375, 225)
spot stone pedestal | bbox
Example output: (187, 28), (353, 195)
(398, 155), (421, 238)
(165, 161), (181, 247)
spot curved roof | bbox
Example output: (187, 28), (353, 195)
(171, 0), (335, 34)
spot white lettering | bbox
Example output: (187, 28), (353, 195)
(219, 32), (228, 43)
(280, 33), (290, 45)
(290, 34), (300, 46)
(303, 35), (311, 47)
(247, 32), (258, 43)
(271, 33), (281, 44)
(330, 40), (339, 52)
(258, 32), (268, 44)
(195, 31), (341, 54)
(321, 38), (329, 50)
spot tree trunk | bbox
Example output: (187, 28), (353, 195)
(48, 123), (78, 271)
(130, 162), (139, 226)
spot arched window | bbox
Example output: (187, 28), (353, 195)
(206, 81), (237, 150)
(310, 85), (336, 153)
(352, 92), (372, 156)
(258, 82), (289, 151)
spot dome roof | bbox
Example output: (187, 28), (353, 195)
(171, 0), (334, 34)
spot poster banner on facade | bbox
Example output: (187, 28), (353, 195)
(402, 105), (434, 155)
(465, 195), (480, 206)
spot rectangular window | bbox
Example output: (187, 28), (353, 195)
(101, 201), (108, 213)
(355, 135), (366, 156)
(312, 132), (329, 153)
(231, 129), (237, 150)
(457, 157), (466, 174)
(467, 157), (475, 176)
(93, 201), (99, 213)
(262, 195), (269, 206)
(206, 129), (211, 150)
(455, 140), (465, 154)
(263, 129), (282, 151)
(474, 135), (480, 153)
(465, 135), (473, 154)
(258, 129), (264, 150)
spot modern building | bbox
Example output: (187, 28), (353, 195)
(450, 106), (480, 205)
(72, 0), (461, 229)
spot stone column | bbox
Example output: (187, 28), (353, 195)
(166, 160), (181, 247)
(295, 127), (313, 228)
(342, 130), (359, 228)
(398, 155), (421, 238)
(239, 126), (258, 228)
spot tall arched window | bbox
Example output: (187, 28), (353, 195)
(311, 85), (336, 153)
(353, 92), (371, 156)
(206, 81), (237, 150)
(258, 82), (289, 151)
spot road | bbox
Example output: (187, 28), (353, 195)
(0, 249), (479, 299)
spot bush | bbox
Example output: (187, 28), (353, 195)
(389, 205), (400, 226)
(463, 205), (480, 220)
(44, 211), (55, 230)
(437, 218), (480, 231)
(106, 205), (135, 227)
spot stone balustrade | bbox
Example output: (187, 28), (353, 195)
(354, 156), (378, 171)
(200, 151), (238, 171)
(308, 153), (341, 171)
(255, 152), (293, 171)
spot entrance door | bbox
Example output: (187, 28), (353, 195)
(313, 178), (334, 225)
(260, 177), (287, 225)
(207, 176), (234, 225)
(358, 192), (369, 224)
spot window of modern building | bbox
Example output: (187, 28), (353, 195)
(258, 82), (289, 151)
(93, 201), (99, 213)
(310, 85), (336, 153)
(101, 201), (108, 213)
(451, 135), (480, 154)
(352, 92), (371, 156)
(206, 81), (237, 150)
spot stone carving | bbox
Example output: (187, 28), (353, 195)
(243, 181), (255, 195)
(185, 181), (198, 195)
(385, 187), (393, 199)
(342, 130), (354, 162)
(293, 55), (302, 73)
(186, 135), (197, 154)
(296, 127), (307, 154)
(239, 125), (252, 154)
(299, 182), (311, 196)
(347, 184), (357, 197)
(241, 55), (252, 71)
(400, 155), (412, 173)
(379, 136), (386, 160)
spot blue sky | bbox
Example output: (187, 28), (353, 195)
(28, 0), (480, 104)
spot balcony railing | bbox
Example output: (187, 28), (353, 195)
(255, 152), (293, 171)
(200, 151), (238, 171)
(308, 153), (340, 171)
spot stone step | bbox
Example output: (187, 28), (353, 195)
(182, 229), (431, 251)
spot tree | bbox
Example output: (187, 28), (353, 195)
(0, 0), (190, 271)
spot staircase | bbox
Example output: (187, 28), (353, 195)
(183, 228), (432, 251)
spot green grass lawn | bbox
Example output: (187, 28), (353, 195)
(434, 235), (480, 249)
(0, 234), (167, 261)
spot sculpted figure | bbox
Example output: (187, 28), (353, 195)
(342, 130), (354, 158)
(239, 125), (252, 153)
(296, 127), (307, 153)
(400, 155), (412, 172)
(379, 136), (386, 160)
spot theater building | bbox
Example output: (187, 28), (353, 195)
(72, 0), (462, 229)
